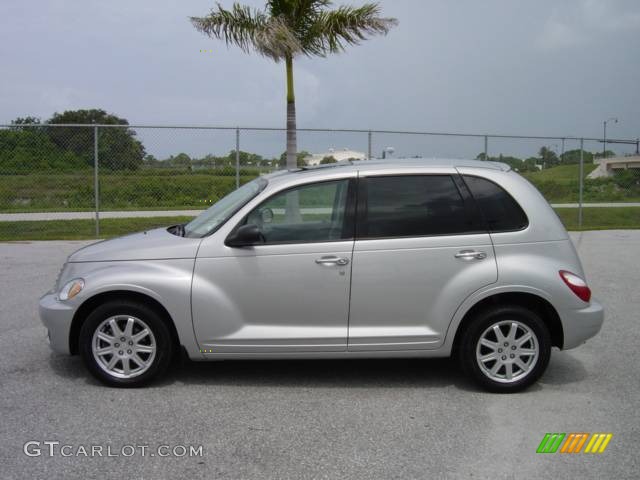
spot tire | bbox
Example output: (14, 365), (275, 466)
(79, 300), (174, 387)
(458, 305), (551, 393)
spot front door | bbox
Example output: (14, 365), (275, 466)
(192, 178), (356, 353)
(348, 173), (498, 350)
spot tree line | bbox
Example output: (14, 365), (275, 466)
(4, 110), (145, 172)
(145, 150), (312, 170)
(1, 109), (317, 173)
(2, 109), (617, 174)
(476, 146), (615, 172)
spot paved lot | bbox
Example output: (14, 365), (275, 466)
(0, 231), (638, 479)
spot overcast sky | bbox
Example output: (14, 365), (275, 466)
(1, 0), (638, 158)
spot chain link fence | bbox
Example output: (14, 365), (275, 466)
(0, 124), (638, 239)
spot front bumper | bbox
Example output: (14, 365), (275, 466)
(560, 299), (604, 350)
(39, 292), (76, 355)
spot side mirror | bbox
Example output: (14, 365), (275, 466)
(225, 224), (265, 248)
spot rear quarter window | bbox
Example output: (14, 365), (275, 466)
(463, 175), (528, 232)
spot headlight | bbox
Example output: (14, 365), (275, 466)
(59, 278), (84, 301)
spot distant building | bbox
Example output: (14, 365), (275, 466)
(304, 148), (367, 166)
(587, 155), (640, 179)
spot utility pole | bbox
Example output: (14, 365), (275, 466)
(603, 117), (618, 159)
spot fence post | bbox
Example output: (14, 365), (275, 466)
(579, 138), (584, 228)
(367, 130), (372, 160)
(94, 125), (100, 237)
(484, 135), (488, 159)
(235, 127), (240, 189)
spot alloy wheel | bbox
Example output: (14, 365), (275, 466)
(475, 320), (539, 383)
(91, 315), (157, 379)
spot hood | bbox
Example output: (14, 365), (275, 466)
(68, 227), (202, 262)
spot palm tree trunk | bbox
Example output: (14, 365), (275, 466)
(285, 55), (297, 169)
(284, 55), (301, 222)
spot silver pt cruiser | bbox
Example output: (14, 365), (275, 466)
(40, 159), (603, 392)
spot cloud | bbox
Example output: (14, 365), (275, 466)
(582, 0), (640, 31)
(535, 0), (640, 50)
(535, 15), (586, 50)
(40, 87), (85, 114)
(294, 67), (322, 122)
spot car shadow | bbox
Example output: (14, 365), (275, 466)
(540, 349), (589, 385)
(163, 356), (477, 391)
(48, 349), (587, 392)
(48, 353), (88, 381)
(46, 351), (464, 390)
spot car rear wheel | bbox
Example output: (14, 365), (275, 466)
(79, 300), (173, 387)
(458, 305), (551, 393)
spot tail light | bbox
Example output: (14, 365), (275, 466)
(559, 270), (591, 302)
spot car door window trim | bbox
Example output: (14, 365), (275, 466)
(355, 174), (487, 241)
(227, 178), (357, 246)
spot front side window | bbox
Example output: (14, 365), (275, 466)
(244, 179), (352, 244)
(360, 175), (475, 238)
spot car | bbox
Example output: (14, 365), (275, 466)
(39, 158), (604, 392)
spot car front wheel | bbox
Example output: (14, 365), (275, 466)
(79, 300), (174, 387)
(459, 305), (551, 393)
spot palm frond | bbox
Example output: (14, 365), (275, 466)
(190, 3), (267, 53)
(191, 1), (397, 60)
(190, 2), (301, 60)
(305, 3), (397, 56)
(255, 16), (303, 60)
(267, 0), (333, 19)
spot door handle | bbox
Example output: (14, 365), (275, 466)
(454, 250), (487, 260)
(315, 256), (350, 266)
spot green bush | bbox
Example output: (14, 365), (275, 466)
(0, 130), (87, 174)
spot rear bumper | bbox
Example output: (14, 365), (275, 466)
(39, 292), (75, 355)
(560, 299), (604, 350)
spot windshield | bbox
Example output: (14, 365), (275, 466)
(184, 178), (267, 238)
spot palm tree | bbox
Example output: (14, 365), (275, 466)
(191, 1), (397, 169)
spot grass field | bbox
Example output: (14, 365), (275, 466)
(2, 163), (640, 213)
(0, 216), (194, 241)
(1, 207), (638, 241)
(554, 207), (640, 230)
(522, 163), (598, 182)
(522, 163), (640, 203)
(0, 170), (262, 212)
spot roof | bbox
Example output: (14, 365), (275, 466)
(264, 158), (511, 181)
(355, 158), (511, 171)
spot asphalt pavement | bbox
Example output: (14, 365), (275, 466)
(0, 231), (638, 479)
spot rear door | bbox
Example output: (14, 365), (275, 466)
(348, 171), (498, 351)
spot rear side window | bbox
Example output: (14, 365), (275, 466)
(359, 175), (476, 238)
(463, 175), (528, 232)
